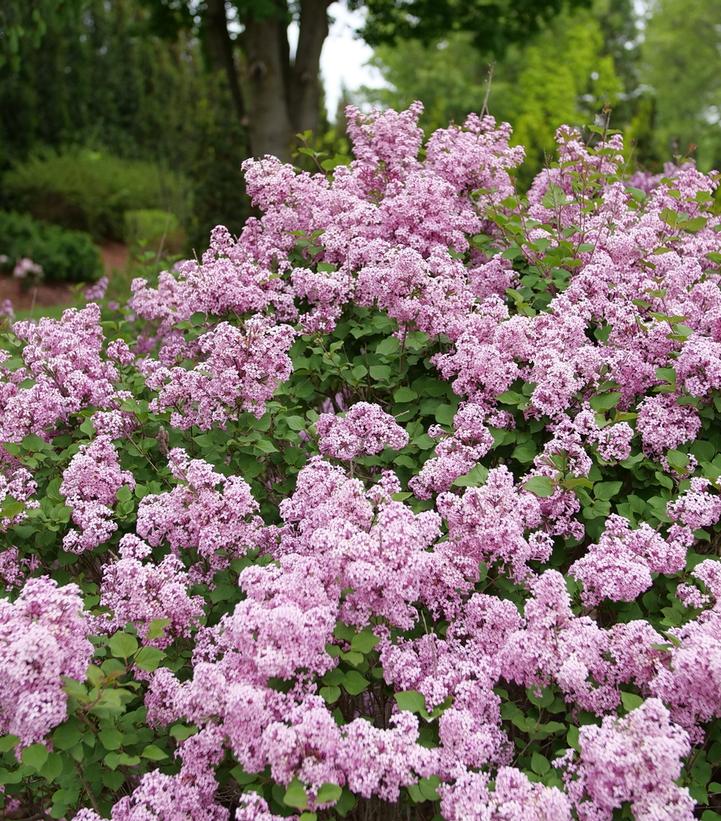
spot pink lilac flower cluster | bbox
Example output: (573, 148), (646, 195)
(75, 727), (229, 821)
(60, 436), (135, 553)
(100, 534), (204, 647)
(0, 463), (38, 530)
(409, 401), (494, 498)
(649, 559), (721, 740)
(0, 577), (92, 746)
(84, 276), (109, 302)
(559, 698), (694, 820)
(135, 448), (265, 579)
(0, 305), (120, 442)
(13, 257), (42, 281)
(569, 514), (685, 606)
(316, 401), (408, 460)
(439, 767), (572, 821)
(0, 298), (14, 321)
(500, 570), (665, 715)
(139, 315), (295, 429)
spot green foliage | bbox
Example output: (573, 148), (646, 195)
(3, 148), (191, 242)
(123, 209), (185, 257)
(357, 0), (591, 53)
(0, 210), (101, 283)
(362, 0), (624, 180)
(641, 0), (721, 171)
(0, 0), (249, 249)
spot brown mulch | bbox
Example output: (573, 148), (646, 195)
(0, 276), (73, 311)
(100, 242), (129, 274)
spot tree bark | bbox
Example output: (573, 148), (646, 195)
(204, 0), (246, 126)
(243, 11), (295, 160)
(289, 0), (330, 135)
(203, 0), (330, 161)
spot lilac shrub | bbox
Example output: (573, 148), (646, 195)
(1, 103), (721, 819)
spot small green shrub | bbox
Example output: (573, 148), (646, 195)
(0, 211), (101, 283)
(2, 148), (192, 242)
(123, 209), (186, 256)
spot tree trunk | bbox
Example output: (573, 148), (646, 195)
(203, 0), (246, 127)
(289, 0), (330, 135)
(243, 13), (294, 160)
(205, 0), (330, 161)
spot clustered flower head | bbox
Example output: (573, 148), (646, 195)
(2, 102), (721, 820)
(0, 304), (120, 442)
(60, 436), (135, 553)
(0, 577), (92, 746)
(135, 448), (265, 578)
(100, 534), (204, 647)
(560, 699), (694, 819)
(316, 401), (408, 460)
(139, 315), (295, 429)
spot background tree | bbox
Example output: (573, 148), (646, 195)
(0, 0), (249, 247)
(640, 0), (721, 170)
(362, 0), (626, 178)
(139, 0), (590, 160)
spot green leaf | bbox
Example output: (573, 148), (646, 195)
(98, 728), (123, 751)
(350, 629), (379, 654)
(284, 777), (308, 810)
(418, 775), (440, 800)
(666, 449), (689, 471)
(496, 390), (523, 405)
(230, 766), (258, 785)
(116, 484), (132, 503)
(340, 650), (364, 666)
(40, 752), (63, 782)
(376, 337), (400, 356)
(146, 618), (171, 640)
(135, 646), (165, 672)
(286, 415), (306, 431)
(369, 364), (391, 381)
(393, 387), (418, 403)
(394, 690), (426, 714)
(170, 723), (197, 741)
(621, 691), (644, 712)
(595, 481), (622, 501)
(512, 441), (537, 463)
(434, 404), (456, 426)
(0, 735), (19, 753)
(342, 671), (369, 696)
(253, 438), (278, 454)
(523, 476), (555, 498)
(319, 685), (341, 704)
(22, 743), (49, 770)
(52, 720), (82, 751)
(655, 367), (676, 384)
(453, 463), (488, 488)
(316, 782), (343, 803)
(590, 392), (621, 411)
(526, 686), (555, 709)
(141, 744), (168, 761)
(531, 752), (550, 775)
(109, 632), (138, 658)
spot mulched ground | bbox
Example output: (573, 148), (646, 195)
(0, 243), (128, 313)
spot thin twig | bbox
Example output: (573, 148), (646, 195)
(481, 62), (495, 116)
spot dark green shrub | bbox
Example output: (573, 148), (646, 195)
(0, 211), (101, 283)
(2, 149), (192, 242)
